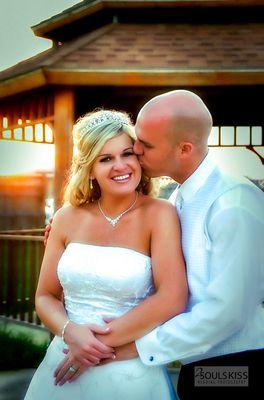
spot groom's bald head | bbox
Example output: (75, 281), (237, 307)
(137, 90), (212, 149)
(134, 90), (213, 181)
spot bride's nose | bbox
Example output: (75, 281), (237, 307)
(112, 157), (127, 170)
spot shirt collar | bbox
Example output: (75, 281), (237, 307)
(178, 151), (216, 203)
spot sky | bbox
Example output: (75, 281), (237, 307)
(0, 0), (81, 175)
(0, 0), (263, 179)
(0, 0), (80, 72)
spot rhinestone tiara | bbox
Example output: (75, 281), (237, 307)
(80, 111), (130, 135)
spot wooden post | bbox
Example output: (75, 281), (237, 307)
(54, 88), (75, 210)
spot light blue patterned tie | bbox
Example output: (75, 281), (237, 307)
(175, 190), (183, 215)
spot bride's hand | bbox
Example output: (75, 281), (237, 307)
(54, 350), (97, 385)
(63, 322), (115, 365)
(54, 351), (86, 386)
(54, 322), (116, 386)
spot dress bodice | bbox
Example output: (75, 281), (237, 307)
(57, 243), (154, 326)
(25, 243), (176, 400)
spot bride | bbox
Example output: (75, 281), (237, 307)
(24, 110), (188, 400)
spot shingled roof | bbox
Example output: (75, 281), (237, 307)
(52, 23), (264, 69)
(0, 0), (263, 98)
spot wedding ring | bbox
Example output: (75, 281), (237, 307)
(69, 365), (77, 373)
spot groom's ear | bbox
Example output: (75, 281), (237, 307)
(178, 141), (194, 158)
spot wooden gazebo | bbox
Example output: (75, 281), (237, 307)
(0, 0), (263, 208)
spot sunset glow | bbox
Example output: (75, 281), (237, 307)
(0, 141), (54, 175)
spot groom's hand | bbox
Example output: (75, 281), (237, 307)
(44, 217), (53, 246)
(114, 342), (138, 360)
(99, 342), (138, 366)
(97, 318), (138, 363)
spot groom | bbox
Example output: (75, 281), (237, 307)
(46, 90), (264, 398)
(125, 90), (264, 398)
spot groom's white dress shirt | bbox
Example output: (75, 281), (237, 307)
(136, 151), (264, 365)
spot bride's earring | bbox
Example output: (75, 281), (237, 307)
(89, 178), (94, 190)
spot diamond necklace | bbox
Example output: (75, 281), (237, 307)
(98, 192), (138, 227)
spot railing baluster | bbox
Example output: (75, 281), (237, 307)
(8, 240), (16, 318)
(0, 232), (44, 327)
(28, 241), (36, 323)
(0, 239), (5, 315)
(20, 240), (27, 322)
(36, 241), (44, 326)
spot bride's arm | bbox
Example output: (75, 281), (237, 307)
(97, 201), (188, 347)
(35, 207), (113, 365)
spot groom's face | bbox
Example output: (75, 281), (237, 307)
(134, 113), (176, 178)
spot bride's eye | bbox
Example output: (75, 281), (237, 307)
(100, 156), (111, 162)
(123, 152), (135, 157)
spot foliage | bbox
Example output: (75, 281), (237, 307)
(0, 326), (48, 370)
(167, 360), (181, 369)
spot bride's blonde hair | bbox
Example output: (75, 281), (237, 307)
(64, 109), (152, 207)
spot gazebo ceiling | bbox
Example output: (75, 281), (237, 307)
(0, 0), (263, 99)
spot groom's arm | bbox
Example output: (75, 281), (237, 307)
(95, 202), (188, 348)
(109, 342), (138, 362)
(136, 186), (264, 365)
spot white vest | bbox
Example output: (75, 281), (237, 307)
(137, 155), (264, 365)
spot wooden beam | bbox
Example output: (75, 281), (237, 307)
(0, 234), (43, 241)
(54, 88), (75, 210)
(0, 68), (263, 100)
(46, 69), (264, 86)
(0, 69), (46, 99)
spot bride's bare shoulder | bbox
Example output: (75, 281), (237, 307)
(52, 202), (93, 224)
(140, 195), (174, 212)
(140, 195), (177, 225)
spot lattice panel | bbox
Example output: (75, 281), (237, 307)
(0, 91), (54, 144)
(208, 126), (263, 147)
(208, 125), (264, 164)
(0, 118), (54, 144)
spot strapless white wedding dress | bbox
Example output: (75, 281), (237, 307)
(24, 243), (176, 399)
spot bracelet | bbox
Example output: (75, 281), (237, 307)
(61, 320), (70, 344)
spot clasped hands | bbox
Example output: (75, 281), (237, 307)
(54, 320), (137, 386)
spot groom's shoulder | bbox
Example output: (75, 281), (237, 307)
(210, 170), (264, 213)
(216, 168), (262, 196)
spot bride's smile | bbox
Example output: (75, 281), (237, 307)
(91, 133), (142, 196)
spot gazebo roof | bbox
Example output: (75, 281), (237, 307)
(0, 0), (263, 99)
(32, 0), (264, 41)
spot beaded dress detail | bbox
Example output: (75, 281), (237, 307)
(24, 243), (176, 400)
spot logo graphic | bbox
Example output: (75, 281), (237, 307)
(194, 366), (249, 387)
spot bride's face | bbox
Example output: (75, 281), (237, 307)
(91, 133), (142, 196)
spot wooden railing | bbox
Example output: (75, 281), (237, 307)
(0, 229), (44, 326)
